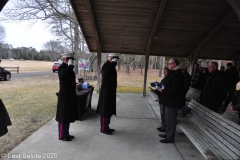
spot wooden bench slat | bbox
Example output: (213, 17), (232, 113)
(223, 109), (239, 124)
(190, 106), (240, 147)
(178, 118), (219, 160)
(191, 100), (240, 131)
(186, 87), (201, 102)
(182, 115), (234, 160)
(190, 102), (240, 149)
(189, 109), (240, 159)
(178, 99), (240, 160)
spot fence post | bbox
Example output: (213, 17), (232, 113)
(17, 66), (19, 73)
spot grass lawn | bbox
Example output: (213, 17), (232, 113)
(0, 74), (59, 156)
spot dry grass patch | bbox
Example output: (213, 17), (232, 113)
(0, 59), (53, 73)
(0, 74), (59, 156)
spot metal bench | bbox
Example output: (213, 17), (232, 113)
(186, 87), (202, 102)
(178, 100), (240, 160)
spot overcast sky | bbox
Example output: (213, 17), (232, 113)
(1, 1), (55, 51)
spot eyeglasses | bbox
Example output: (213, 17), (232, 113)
(168, 63), (174, 65)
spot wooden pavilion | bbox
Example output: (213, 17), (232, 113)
(1, 0), (240, 95)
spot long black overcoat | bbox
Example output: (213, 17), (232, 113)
(56, 63), (78, 123)
(0, 98), (12, 137)
(160, 69), (185, 108)
(97, 61), (117, 117)
(201, 70), (227, 112)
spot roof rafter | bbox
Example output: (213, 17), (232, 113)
(188, 9), (235, 61)
(143, 0), (167, 96)
(0, 0), (8, 11)
(145, 0), (167, 56)
(226, 0), (240, 21)
(85, 0), (102, 51)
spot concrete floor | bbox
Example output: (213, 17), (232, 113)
(1, 92), (204, 160)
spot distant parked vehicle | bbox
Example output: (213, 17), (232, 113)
(0, 67), (11, 81)
(52, 62), (61, 72)
(19, 58), (24, 61)
(8, 58), (15, 61)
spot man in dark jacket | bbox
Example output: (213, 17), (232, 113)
(0, 98), (12, 137)
(56, 52), (78, 141)
(157, 58), (184, 143)
(201, 62), (227, 113)
(97, 53), (119, 135)
(223, 62), (239, 110)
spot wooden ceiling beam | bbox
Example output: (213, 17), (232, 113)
(143, 0), (167, 96)
(188, 9), (235, 60)
(226, 0), (240, 21)
(0, 0), (8, 11)
(85, 0), (102, 51)
(145, 0), (167, 56)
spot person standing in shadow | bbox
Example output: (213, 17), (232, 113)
(155, 67), (169, 132)
(97, 53), (119, 135)
(0, 98), (12, 137)
(56, 52), (78, 141)
(157, 58), (184, 143)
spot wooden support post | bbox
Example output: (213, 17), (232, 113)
(143, 55), (150, 96)
(142, 0), (167, 96)
(17, 66), (19, 73)
(96, 51), (101, 93)
(187, 9), (234, 74)
(226, 0), (240, 21)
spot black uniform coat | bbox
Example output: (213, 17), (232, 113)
(201, 70), (227, 112)
(97, 61), (117, 117)
(56, 63), (78, 123)
(160, 69), (185, 108)
(0, 98), (12, 137)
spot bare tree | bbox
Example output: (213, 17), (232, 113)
(0, 25), (5, 42)
(42, 40), (65, 61)
(1, 0), (92, 74)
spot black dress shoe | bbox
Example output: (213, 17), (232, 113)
(100, 131), (113, 135)
(160, 139), (174, 143)
(157, 127), (166, 132)
(59, 137), (72, 141)
(110, 129), (115, 132)
(66, 135), (75, 139)
(159, 134), (166, 138)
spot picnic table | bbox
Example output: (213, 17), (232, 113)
(56, 87), (94, 121)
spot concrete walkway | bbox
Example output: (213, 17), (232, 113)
(2, 93), (204, 160)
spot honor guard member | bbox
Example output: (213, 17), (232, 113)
(97, 53), (119, 135)
(56, 52), (78, 141)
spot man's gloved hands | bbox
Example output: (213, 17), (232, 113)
(68, 59), (73, 66)
(111, 58), (118, 62)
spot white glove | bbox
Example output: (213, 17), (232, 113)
(68, 59), (73, 66)
(111, 58), (118, 62)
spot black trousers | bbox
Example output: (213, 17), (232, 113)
(159, 104), (165, 129)
(58, 122), (70, 139)
(100, 116), (111, 132)
(164, 107), (179, 141)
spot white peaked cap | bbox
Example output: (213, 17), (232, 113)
(61, 52), (75, 58)
(108, 53), (119, 57)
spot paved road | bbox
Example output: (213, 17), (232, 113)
(10, 71), (55, 80)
